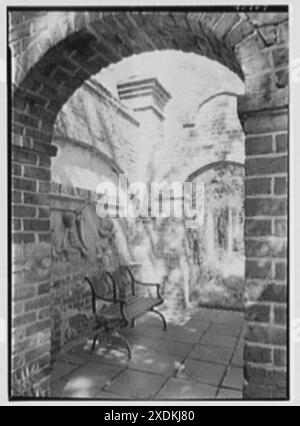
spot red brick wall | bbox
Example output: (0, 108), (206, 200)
(12, 141), (54, 395)
(241, 107), (288, 399)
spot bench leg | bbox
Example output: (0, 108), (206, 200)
(91, 333), (98, 353)
(131, 319), (135, 328)
(151, 308), (167, 331)
(118, 333), (132, 361)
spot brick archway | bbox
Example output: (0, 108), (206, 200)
(10, 10), (289, 399)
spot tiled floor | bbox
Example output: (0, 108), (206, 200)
(51, 308), (244, 400)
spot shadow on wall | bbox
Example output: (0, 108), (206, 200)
(127, 220), (245, 315)
(125, 165), (245, 314)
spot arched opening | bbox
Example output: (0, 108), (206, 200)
(186, 162), (245, 312)
(83, 50), (246, 317)
(10, 10), (289, 400)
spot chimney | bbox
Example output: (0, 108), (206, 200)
(117, 77), (171, 182)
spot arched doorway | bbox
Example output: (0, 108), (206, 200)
(187, 162), (245, 311)
(10, 10), (289, 399)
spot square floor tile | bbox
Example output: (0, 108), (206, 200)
(68, 341), (99, 356)
(56, 352), (87, 367)
(177, 359), (226, 387)
(51, 379), (69, 397)
(161, 326), (202, 344)
(190, 309), (220, 322)
(129, 349), (182, 376)
(181, 322), (212, 340)
(156, 378), (217, 400)
(122, 325), (164, 339)
(217, 387), (243, 399)
(127, 334), (159, 349)
(209, 323), (243, 338)
(199, 332), (238, 349)
(51, 362), (78, 383)
(189, 345), (234, 365)
(213, 311), (244, 326)
(55, 382), (99, 398)
(105, 369), (167, 399)
(184, 319), (211, 331)
(60, 362), (124, 398)
(69, 343), (129, 368)
(152, 339), (193, 358)
(222, 367), (243, 390)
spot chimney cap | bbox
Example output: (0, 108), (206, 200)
(117, 76), (171, 101)
(117, 76), (172, 117)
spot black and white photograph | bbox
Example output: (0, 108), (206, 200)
(1, 1), (297, 407)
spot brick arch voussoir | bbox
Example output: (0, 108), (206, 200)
(12, 30), (103, 148)
(132, 11), (243, 77)
(12, 11), (248, 92)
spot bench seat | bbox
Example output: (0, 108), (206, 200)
(102, 295), (163, 321)
(84, 267), (167, 359)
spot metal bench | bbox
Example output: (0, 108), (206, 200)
(84, 266), (167, 360)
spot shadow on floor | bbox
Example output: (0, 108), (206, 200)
(51, 308), (244, 400)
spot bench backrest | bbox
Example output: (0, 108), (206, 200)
(112, 266), (135, 299)
(85, 267), (135, 306)
(85, 271), (117, 302)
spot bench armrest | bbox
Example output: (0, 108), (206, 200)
(135, 280), (162, 299)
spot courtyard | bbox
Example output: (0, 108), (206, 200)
(51, 308), (244, 400)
